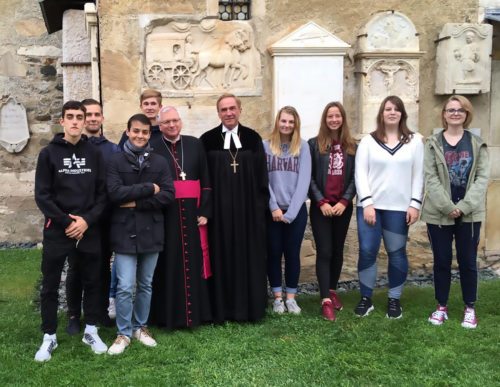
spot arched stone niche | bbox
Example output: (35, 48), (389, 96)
(355, 11), (424, 134)
(435, 23), (493, 95)
(268, 22), (350, 140)
(142, 18), (262, 97)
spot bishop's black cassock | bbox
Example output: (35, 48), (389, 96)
(149, 135), (212, 329)
(200, 124), (269, 322)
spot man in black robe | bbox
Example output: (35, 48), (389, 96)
(200, 93), (269, 322)
(149, 106), (212, 329)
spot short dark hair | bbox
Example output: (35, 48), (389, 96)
(127, 113), (151, 131)
(62, 100), (86, 118)
(81, 98), (102, 109)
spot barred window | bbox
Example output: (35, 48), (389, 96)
(219, 1), (251, 20)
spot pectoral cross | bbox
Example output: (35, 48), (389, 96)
(230, 160), (239, 173)
(179, 171), (187, 181)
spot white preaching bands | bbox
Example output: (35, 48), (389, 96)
(222, 126), (242, 149)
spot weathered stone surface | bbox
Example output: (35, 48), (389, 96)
(0, 52), (27, 77)
(17, 46), (62, 57)
(15, 18), (46, 37)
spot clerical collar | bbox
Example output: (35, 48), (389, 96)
(222, 125), (242, 149)
(163, 135), (181, 144)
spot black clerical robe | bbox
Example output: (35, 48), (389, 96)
(200, 124), (269, 322)
(149, 135), (212, 329)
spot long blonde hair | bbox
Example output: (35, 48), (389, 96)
(268, 106), (302, 157)
(317, 102), (356, 155)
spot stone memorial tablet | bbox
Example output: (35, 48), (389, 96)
(0, 97), (30, 153)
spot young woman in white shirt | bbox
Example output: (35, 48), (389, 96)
(354, 95), (424, 319)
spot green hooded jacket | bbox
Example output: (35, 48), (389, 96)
(420, 129), (489, 225)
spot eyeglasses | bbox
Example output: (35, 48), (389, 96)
(159, 119), (180, 125)
(445, 108), (466, 115)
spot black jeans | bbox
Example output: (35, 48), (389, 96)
(427, 222), (481, 306)
(310, 203), (353, 299)
(41, 245), (101, 334)
(66, 225), (112, 321)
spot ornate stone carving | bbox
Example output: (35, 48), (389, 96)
(0, 97), (30, 153)
(358, 11), (419, 52)
(362, 59), (418, 100)
(355, 12), (423, 134)
(143, 20), (261, 96)
(435, 23), (492, 95)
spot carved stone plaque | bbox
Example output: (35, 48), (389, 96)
(355, 11), (423, 134)
(143, 19), (261, 97)
(435, 23), (492, 95)
(0, 97), (30, 153)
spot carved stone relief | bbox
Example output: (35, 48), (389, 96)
(143, 19), (261, 96)
(355, 12), (423, 134)
(435, 23), (492, 95)
(361, 59), (418, 100)
(358, 11), (419, 52)
(0, 97), (30, 153)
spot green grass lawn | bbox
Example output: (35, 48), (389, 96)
(1, 249), (499, 386)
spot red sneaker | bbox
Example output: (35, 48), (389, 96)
(329, 290), (343, 311)
(322, 300), (336, 321)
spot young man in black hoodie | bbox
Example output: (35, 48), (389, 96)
(34, 100), (108, 361)
(65, 99), (120, 335)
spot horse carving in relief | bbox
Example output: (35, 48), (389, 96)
(192, 29), (251, 88)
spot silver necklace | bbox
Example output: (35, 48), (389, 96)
(161, 136), (186, 180)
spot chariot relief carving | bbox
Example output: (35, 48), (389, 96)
(143, 20), (261, 96)
(435, 23), (492, 95)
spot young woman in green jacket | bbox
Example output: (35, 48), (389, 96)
(421, 95), (489, 329)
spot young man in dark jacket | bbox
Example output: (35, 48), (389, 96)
(34, 101), (108, 362)
(65, 99), (120, 335)
(106, 114), (174, 355)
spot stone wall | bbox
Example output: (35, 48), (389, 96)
(0, 0), (63, 242)
(0, 0), (498, 260)
(99, 0), (485, 141)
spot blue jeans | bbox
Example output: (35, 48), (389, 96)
(267, 204), (308, 294)
(357, 207), (408, 299)
(115, 252), (159, 337)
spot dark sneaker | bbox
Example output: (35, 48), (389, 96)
(354, 296), (374, 317)
(329, 290), (343, 311)
(99, 315), (115, 328)
(386, 298), (403, 319)
(66, 316), (81, 336)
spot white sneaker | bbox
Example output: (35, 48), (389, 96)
(108, 297), (116, 319)
(285, 299), (302, 315)
(82, 325), (108, 354)
(133, 327), (157, 347)
(107, 335), (130, 355)
(272, 298), (285, 314)
(34, 333), (58, 362)
(461, 307), (478, 329)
